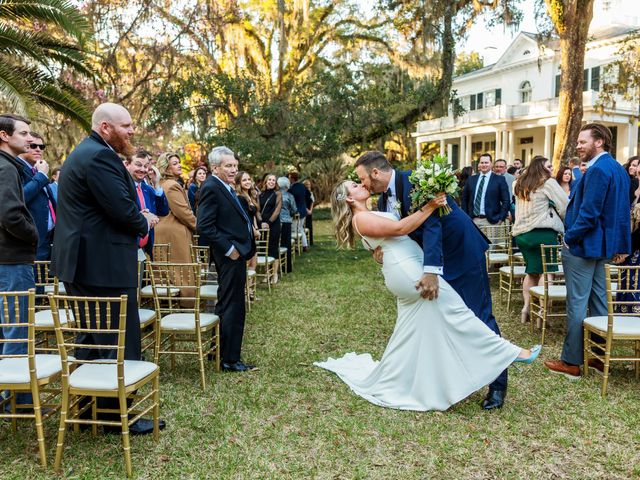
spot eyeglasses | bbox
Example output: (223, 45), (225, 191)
(28, 143), (46, 151)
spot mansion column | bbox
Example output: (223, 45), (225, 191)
(459, 136), (466, 168)
(465, 134), (472, 166)
(628, 123), (639, 158)
(544, 125), (552, 160)
(495, 130), (501, 159)
(440, 139), (445, 156)
(508, 130), (515, 163)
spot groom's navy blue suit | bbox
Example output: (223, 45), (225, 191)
(379, 170), (508, 392)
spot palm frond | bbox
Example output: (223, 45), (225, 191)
(0, 0), (90, 43)
(27, 80), (91, 130)
(0, 23), (47, 61)
(0, 60), (30, 113)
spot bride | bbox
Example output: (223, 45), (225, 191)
(314, 180), (540, 411)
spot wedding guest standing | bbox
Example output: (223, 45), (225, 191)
(512, 156), (568, 325)
(303, 179), (315, 246)
(49, 167), (60, 201)
(0, 114), (38, 406)
(624, 156), (639, 205)
(258, 173), (282, 282)
(188, 165), (208, 214)
(288, 171), (309, 251)
(155, 152), (197, 264)
(555, 166), (573, 196)
(278, 176), (297, 273)
(461, 153), (510, 228)
(544, 124), (631, 379)
(197, 146), (256, 372)
(235, 171), (259, 272)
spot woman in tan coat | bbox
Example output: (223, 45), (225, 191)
(155, 152), (196, 263)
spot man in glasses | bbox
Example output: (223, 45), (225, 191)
(18, 132), (56, 261)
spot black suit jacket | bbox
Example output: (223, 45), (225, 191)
(461, 173), (510, 224)
(51, 131), (148, 288)
(196, 176), (255, 262)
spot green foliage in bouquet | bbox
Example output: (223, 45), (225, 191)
(408, 154), (459, 216)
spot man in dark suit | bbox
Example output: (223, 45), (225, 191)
(124, 151), (169, 259)
(355, 151), (509, 410)
(51, 103), (163, 434)
(545, 123), (631, 379)
(461, 153), (511, 228)
(18, 132), (56, 260)
(197, 146), (256, 372)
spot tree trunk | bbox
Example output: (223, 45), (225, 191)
(547, 0), (595, 172)
(433, 0), (455, 119)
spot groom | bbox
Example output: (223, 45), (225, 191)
(355, 151), (508, 410)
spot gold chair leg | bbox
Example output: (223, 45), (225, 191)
(215, 324), (221, 373)
(10, 393), (17, 431)
(583, 327), (590, 378)
(153, 376), (160, 442)
(92, 396), (98, 436)
(196, 329), (206, 390)
(54, 390), (69, 472)
(32, 392), (47, 467)
(119, 393), (132, 477)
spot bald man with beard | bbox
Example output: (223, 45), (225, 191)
(51, 103), (164, 434)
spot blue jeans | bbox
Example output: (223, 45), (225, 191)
(561, 247), (609, 365)
(0, 264), (35, 406)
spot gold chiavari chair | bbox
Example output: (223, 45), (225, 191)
(291, 214), (303, 257)
(149, 262), (220, 389)
(529, 244), (566, 344)
(256, 228), (276, 292)
(246, 267), (257, 310)
(137, 257), (157, 355)
(33, 260), (71, 352)
(191, 245), (218, 304)
(498, 240), (526, 311)
(583, 264), (640, 396)
(479, 223), (511, 278)
(278, 244), (288, 277)
(0, 289), (62, 468)
(140, 243), (179, 302)
(49, 293), (160, 477)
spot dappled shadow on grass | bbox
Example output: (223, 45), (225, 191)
(3, 221), (640, 478)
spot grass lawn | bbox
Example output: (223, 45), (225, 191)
(2, 218), (640, 479)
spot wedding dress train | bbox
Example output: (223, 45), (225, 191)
(315, 212), (520, 411)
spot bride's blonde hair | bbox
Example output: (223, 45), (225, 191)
(331, 181), (355, 249)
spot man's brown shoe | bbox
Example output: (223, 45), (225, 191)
(544, 359), (581, 380)
(588, 358), (605, 374)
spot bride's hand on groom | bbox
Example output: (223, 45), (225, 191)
(424, 193), (447, 212)
(372, 246), (384, 264)
(416, 273), (439, 300)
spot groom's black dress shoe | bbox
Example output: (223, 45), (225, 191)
(481, 389), (506, 410)
(222, 361), (256, 372)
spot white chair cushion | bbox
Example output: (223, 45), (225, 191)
(247, 269), (256, 277)
(140, 285), (180, 297)
(69, 360), (158, 390)
(584, 315), (640, 335)
(278, 247), (288, 253)
(44, 284), (66, 295)
(499, 265), (526, 276)
(160, 313), (219, 331)
(0, 354), (64, 384)
(488, 253), (509, 263)
(138, 309), (156, 325)
(530, 285), (567, 299)
(200, 285), (218, 299)
(35, 309), (72, 328)
(257, 256), (275, 264)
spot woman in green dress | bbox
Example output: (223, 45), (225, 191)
(512, 156), (569, 325)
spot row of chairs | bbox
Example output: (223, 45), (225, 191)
(480, 223), (640, 396)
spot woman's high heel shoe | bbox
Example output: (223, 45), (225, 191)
(514, 345), (541, 364)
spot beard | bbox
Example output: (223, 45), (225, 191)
(106, 133), (135, 157)
(578, 143), (597, 162)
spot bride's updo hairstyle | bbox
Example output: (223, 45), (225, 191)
(331, 181), (355, 249)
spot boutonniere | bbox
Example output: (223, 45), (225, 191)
(393, 200), (402, 216)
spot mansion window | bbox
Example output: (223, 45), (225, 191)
(463, 88), (502, 111)
(555, 66), (601, 97)
(519, 81), (532, 103)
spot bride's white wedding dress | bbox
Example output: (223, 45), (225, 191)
(314, 212), (521, 411)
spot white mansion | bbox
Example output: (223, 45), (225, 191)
(413, 24), (639, 168)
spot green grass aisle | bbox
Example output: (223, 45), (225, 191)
(2, 219), (640, 478)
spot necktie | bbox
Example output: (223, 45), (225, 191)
(136, 184), (149, 248)
(229, 188), (252, 232)
(382, 188), (391, 210)
(473, 175), (486, 217)
(31, 166), (37, 175)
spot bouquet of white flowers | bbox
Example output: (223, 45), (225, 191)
(408, 154), (459, 216)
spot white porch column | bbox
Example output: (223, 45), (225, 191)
(628, 122), (639, 158)
(416, 138), (421, 161)
(447, 143), (454, 166)
(465, 134), (473, 166)
(440, 139), (445, 156)
(459, 136), (466, 168)
(495, 130), (501, 159)
(544, 125), (552, 160)
(508, 130), (515, 163)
